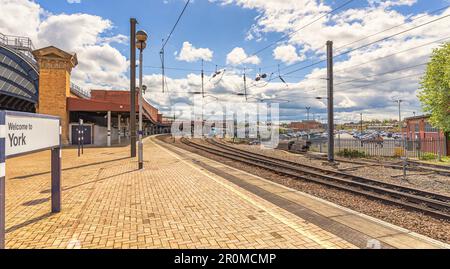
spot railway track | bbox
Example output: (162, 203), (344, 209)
(179, 137), (450, 221)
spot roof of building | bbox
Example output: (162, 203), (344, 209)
(67, 90), (168, 126)
(404, 115), (431, 121)
(32, 46), (78, 68)
(0, 42), (39, 111)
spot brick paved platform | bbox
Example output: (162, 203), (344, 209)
(4, 136), (447, 249)
(163, 139), (448, 249)
(4, 137), (356, 249)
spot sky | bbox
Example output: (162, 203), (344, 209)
(1, 0), (449, 122)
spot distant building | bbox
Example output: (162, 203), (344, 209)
(403, 115), (449, 156)
(288, 120), (323, 132)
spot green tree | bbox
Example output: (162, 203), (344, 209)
(418, 42), (450, 132)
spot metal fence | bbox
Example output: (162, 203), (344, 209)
(310, 138), (447, 159)
(0, 33), (35, 50)
(70, 83), (91, 99)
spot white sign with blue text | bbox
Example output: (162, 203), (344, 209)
(1, 111), (62, 249)
(5, 113), (60, 157)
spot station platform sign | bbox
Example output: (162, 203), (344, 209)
(0, 111), (62, 249)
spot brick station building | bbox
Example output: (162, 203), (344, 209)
(288, 120), (323, 132)
(0, 33), (169, 146)
(403, 115), (449, 156)
(67, 90), (170, 146)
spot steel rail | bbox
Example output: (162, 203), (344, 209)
(179, 138), (450, 221)
(208, 139), (450, 203)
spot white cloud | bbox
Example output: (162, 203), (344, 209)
(0, 0), (42, 41)
(226, 47), (261, 65)
(37, 14), (112, 51)
(99, 34), (128, 45)
(369, 0), (417, 8)
(273, 44), (305, 64)
(67, 0), (81, 3)
(212, 0), (450, 121)
(1, 0), (447, 122)
(72, 44), (129, 89)
(0, 0), (129, 90)
(176, 41), (213, 62)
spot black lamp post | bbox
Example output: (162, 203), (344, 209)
(136, 30), (148, 170)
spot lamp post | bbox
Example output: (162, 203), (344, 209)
(130, 18), (137, 158)
(136, 30), (148, 170)
(243, 68), (248, 102)
(360, 113), (363, 135)
(306, 107), (311, 121)
(326, 40), (334, 163)
(394, 99), (403, 132)
(305, 107), (311, 139)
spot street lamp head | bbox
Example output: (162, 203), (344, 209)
(136, 41), (147, 50)
(136, 30), (148, 43)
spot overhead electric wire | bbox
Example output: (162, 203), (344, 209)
(333, 35), (450, 74)
(334, 13), (450, 57)
(145, 34), (448, 80)
(228, 0), (356, 68)
(159, 0), (191, 93)
(144, 65), (216, 73)
(161, 0), (191, 50)
(341, 72), (424, 91)
(334, 62), (428, 86)
(335, 4), (450, 51)
(270, 12), (450, 80)
(153, 0), (353, 87)
(151, 5), (450, 84)
(153, 2), (448, 100)
(239, 3), (450, 83)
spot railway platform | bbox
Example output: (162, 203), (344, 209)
(2, 136), (448, 249)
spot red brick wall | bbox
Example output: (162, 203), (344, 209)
(403, 116), (447, 155)
(288, 121), (322, 131)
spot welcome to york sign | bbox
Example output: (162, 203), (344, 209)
(0, 110), (62, 249)
(3, 112), (60, 157)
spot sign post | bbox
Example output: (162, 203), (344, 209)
(81, 120), (84, 155)
(0, 111), (62, 249)
(77, 119), (85, 157)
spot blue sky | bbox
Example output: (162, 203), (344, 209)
(37, 0), (262, 77)
(34, 0), (446, 79)
(1, 0), (449, 122)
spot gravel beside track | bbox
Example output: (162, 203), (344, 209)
(157, 135), (450, 244)
(226, 141), (450, 196)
